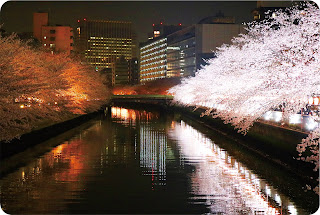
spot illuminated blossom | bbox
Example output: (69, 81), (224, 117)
(169, 3), (320, 173)
(0, 34), (109, 141)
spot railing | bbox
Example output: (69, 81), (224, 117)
(110, 94), (174, 105)
(111, 95), (173, 100)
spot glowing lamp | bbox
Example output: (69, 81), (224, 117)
(179, 23), (182, 26)
(314, 97), (319, 105)
(160, 22), (163, 25)
(84, 18), (86, 21)
(152, 24), (155, 26)
(308, 97), (314, 105)
(77, 20), (80, 23)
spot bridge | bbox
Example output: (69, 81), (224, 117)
(110, 95), (173, 106)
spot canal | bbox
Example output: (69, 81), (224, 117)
(0, 105), (318, 214)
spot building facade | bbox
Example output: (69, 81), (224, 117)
(75, 19), (137, 71)
(41, 26), (73, 54)
(167, 23), (245, 77)
(140, 17), (245, 83)
(33, 13), (73, 55)
(111, 56), (130, 86)
(128, 58), (139, 85)
(33, 12), (48, 41)
(140, 37), (167, 83)
(166, 25), (196, 77)
(139, 23), (184, 83)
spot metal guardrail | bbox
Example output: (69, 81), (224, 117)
(111, 95), (174, 100)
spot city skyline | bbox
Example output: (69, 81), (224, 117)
(0, 1), (258, 43)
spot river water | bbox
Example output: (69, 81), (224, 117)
(0, 106), (318, 214)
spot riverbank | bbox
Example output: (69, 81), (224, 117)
(0, 111), (101, 160)
(170, 105), (317, 180)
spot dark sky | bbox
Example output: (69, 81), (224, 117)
(0, 1), (257, 42)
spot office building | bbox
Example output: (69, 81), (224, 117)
(128, 58), (139, 85)
(111, 56), (129, 86)
(149, 23), (184, 40)
(140, 17), (245, 83)
(167, 19), (245, 77)
(140, 37), (168, 83)
(140, 23), (183, 83)
(33, 12), (73, 54)
(75, 19), (137, 71)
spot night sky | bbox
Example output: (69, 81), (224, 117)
(0, 1), (257, 43)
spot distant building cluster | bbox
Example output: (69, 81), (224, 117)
(28, 1), (295, 87)
(140, 17), (246, 83)
(139, 16), (245, 83)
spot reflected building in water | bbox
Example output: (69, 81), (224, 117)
(139, 124), (167, 187)
(111, 107), (167, 187)
(1, 107), (311, 214)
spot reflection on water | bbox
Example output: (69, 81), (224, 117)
(112, 107), (167, 188)
(0, 107), (314, 214)
(169, 121), (301, 215)
(111, 106), (159, 127)
(139, 123), (167, 188)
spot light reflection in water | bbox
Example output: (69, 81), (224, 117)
(1, 107), (311, 214)
(169, 120), (299, 215)
(111, 106), (159, 126)
(139, 124), (167, 188)
(111, 106), (167, 188)
(0, 123), (103, 213)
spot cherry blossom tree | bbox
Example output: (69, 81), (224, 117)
(169, 3), (320, 183)
(0, 34), (109, 141)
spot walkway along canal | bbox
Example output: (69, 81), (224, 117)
(0, 105), (318, 214)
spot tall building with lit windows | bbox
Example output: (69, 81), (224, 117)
(140, 38), (168, 83)
(140, 17), (245, 83)
(75, 19), (137, 71)
(140, 23), (183, 83)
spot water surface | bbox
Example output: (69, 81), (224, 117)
(0, 106), (317, 214)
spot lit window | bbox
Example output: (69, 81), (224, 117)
(44, 44), (47, 46)
(44, 36), (47, 39)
